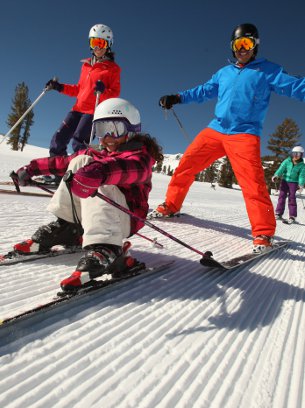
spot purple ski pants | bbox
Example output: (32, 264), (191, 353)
(49, 111), (93, 156)
(275, 180), (299, 218)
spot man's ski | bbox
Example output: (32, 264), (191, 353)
(0, 260), (175, 330)
(200, 241), (289, 270)
(0, 188), (52, 198)
(0, 246), (84, 266)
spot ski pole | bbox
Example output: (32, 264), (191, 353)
(135, 232), (164, 249)
(89, 80), (103, 145)
(89, 189), (212, 262)
(0, 80), (55, 146)
(171, 108), (192, 142)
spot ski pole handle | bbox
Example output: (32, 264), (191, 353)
(44, 76), (59, 92)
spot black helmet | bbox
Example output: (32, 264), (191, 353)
(231, 23), (260, 57)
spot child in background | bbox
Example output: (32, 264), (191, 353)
(273, 146), (305, 224)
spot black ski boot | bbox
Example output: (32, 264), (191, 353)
(13, 218), (83, 255)
(60, 241), (136, 292)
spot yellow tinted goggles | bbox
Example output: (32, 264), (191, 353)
(232, 37), (256, 52)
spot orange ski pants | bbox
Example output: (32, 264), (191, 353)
(165, 128), (276, 237)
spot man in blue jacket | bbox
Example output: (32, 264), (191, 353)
(150, 23), (305, 253)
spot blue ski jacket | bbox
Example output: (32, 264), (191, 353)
(179, 58), (305, 136)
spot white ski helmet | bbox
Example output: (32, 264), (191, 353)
(93, 98), (141, 133)
(88, 24), (113, 47)
(292, 146), (304, 154)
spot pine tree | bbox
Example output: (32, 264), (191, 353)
(218, 157), (235, 188)
(266, 118), (301, 161)
(204, 161), (220, 183)
(6, 82), (34, 151)
(263, 118), (301, 192)
(156, 160), (163, 173)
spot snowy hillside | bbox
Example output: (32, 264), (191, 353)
(0, 140), (305, 408)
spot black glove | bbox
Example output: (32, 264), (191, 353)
(14, 167), (32, 186)
(95, 80), (105, 94)
(45, 79), (64, 92)
(159, 94), (181, 109)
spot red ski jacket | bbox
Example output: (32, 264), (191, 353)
(61, 58), (121, 114)
(26, 141), (155, 235)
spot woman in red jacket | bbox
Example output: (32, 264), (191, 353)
(12, 98), (163, 293)
(46, 24), (121, 157)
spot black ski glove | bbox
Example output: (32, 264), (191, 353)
(159, 94), (181, 109)
(14, 166), (32, 186)
(95, 80), (105, 94)
(45, 79), (64, 92)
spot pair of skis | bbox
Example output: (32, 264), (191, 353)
(0, 239), (289, 330)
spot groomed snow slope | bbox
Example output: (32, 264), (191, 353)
(0, 141), (304, 408)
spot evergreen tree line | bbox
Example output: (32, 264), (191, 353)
(153, 118), (302, 191)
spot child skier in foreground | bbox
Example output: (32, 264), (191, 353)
(150, 23), (305, 254)
(12, 98), (163, 293)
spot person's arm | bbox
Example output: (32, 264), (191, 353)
(70, 149), (154, 198)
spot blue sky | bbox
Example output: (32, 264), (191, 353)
(1, 0), (305, 155)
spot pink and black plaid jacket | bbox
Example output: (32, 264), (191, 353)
(26, 141), (155, 235)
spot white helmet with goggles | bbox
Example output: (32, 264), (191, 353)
(291, 146), (304, 154)
(93, 98), (141, 140)
(89, 24), (113, 49)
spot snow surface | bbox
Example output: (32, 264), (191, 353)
(0, 139), (305, 408)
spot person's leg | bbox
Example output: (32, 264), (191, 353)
(165, 128), (226, 212)
(81, 185), (130, 248)
(223, 134), (276, 238)
(275, 180), (289, 216)
(47, 154), (130, 247)
(49, 111), (81, 156)
(287, 182), (299, 218)
(71, 113), (93, 152)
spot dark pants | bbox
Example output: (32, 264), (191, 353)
(275, 180), (299, 218)
(49, 111), (93, 156)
